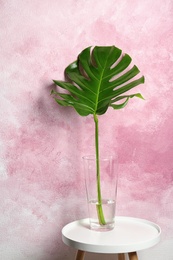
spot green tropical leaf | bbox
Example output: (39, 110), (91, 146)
(51, 46), (145, 226)
(52, 46), (145, 116)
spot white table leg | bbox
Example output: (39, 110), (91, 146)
(118, 253), (126, 260)
(128, 251), (138, 260)
(75, 250), (85, 260)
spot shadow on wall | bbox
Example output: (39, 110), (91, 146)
(34, 84), (85, 260)
(35, 82), (83, 160)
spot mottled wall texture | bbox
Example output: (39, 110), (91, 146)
(0, 0), (173, 259)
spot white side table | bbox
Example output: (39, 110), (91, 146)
(62, 216), (161, 260)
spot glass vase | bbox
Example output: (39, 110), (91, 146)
(83, 155), (118, 231)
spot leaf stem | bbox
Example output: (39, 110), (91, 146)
(94, 114), (106, 225)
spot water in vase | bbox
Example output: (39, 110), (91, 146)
(88, 199), (115, 231)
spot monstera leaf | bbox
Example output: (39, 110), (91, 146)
(52, 46), (145, 226)
(52, 46), (144, 116)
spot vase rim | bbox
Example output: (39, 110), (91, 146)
(82, 155), (114, 161)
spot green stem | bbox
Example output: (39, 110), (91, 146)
(94, 114), (106, 225)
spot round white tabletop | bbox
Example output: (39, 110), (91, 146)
(62, 216), (161, 254)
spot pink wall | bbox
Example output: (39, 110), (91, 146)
(0, 0), (173, 259)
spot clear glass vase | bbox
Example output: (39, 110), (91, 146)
(83, 155), (118, 231)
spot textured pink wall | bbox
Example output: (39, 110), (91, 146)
(0, 0), (173, 259)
